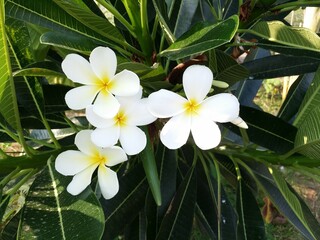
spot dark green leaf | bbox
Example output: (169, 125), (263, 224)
(225, 106), (297, 154)
(236, 180), (265, 240)
(159, 15), (239, 60)
(19, 158), (105, 240)
(156, 166), (196, 240)
(102, 164), (148, 239)
(242, 55), (320, 80)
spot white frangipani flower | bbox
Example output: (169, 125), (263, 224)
(55, 130), (127, 199)
(62, 46), (140, 118)
(148, 65), (247, 150)
(86, 89), (157, 155)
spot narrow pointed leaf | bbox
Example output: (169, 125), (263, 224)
(159, 15), (239, 60)
(0, 0), (19, 129)
(236, 180), (265, 240)
(102, 164), (148, 239)
(19, 158), (105, 240)
(156, 166), (196, 240)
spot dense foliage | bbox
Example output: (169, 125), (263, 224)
(1, 0), (320, 239)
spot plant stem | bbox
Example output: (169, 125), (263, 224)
(6, 168), (38, 196)
(270, 1), (320, 11)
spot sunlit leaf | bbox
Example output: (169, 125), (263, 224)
(159, 15), (239, 60)
(19, 158), (105, 240)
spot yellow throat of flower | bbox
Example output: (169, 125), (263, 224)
(184, 99), (200, 115)
(114, 110), (127, 126)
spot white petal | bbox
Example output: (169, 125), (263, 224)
(91, 127), (120, 148)
(86, 106), (115, 128)
(117, 86), (143, 105)
(231, 117), (248, 129)
(93, 90), (120, 118)
(67, 163), (98, 195)
(183, 65), (213, 102)
(90, 47), (117, 81)
(62, 54), (99, 85)
(191, 115), (221, 150)
(98, 165), (119, 199)
(200, 93), (240, 122)
(160, 114), (191, 149)
(74, 130), (97, 155)
(65, 85), (99, 110)
(127, 99), (157, 126)
(119, 126), (146, 155)
(55, 150), (93, 176)
(148, 89), (187, 118)
(99, 146), (128, 167)
(109, 70), (140, 96)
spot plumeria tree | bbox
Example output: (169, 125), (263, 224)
(1, 0), (320, 239)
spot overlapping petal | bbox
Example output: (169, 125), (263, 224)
(200, 93), (239, 122)
(90, 47), (117, 81)
(148, 89), (187, 118)
(75, 130), (99, 155)
(91, 127), (120, 148)
(160, 114), (191, 149)
(55, 151), (93, 176)
(61, 54), (99, 85)
(127, 99), (156, 126)
(119, 126), (146, 155)
(67, 163), (99, 195)
(65, 85), (99, 110)
(183, 65), (213, 102)
(86, 106), (114, 128)
(110, 70), (140, 96)
(99, 146), (127, 167)
(98, 165), (119, 199)
(191, 115), (221, 150)
(93, 90), (120, 118)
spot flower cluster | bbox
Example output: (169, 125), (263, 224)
(55, 46), (247, 199)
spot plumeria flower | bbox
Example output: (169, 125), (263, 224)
(86, 89), (157, 155)
(55, 130), (127, 199)
(148, 65), (247, 150)
(62, 46), (140, 118)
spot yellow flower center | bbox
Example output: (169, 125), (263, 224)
(114, 110), (127, 126)
(99, 77), (113, 92)
(92, 154), (107, 166)
(184, 99), (200, 115)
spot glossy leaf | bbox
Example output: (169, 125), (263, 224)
(159, 15), (239, 60)
(251, 21), (320, 53)
(242, 55), (320, 80)
(293, 67), (320, 159)
(248, 162), (320, 240)
(102, 164), (148, 239)
(0, 1), (19, 129)
(156, 166), (196, 240)
(226, 106), (297, 154)
(19, 158), (105, 240)
(236, 180), (266, 240)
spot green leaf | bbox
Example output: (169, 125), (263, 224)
(19, 158), (105, 240)
(159, 15), (239, 60)
(293, 67), (320, 159)
(226, 106), (297, 154)
(242, 55), (320, 80)
(102, 164), (148, 239)
(236, 180), (265, 240)
(250, 21), (320, 54)
(248, 162), (320, 240)
(209, 49), (249, 90)
(140, 127), (161, 206)
(0, 0), (19, 129)
(156, 166), (196, 240)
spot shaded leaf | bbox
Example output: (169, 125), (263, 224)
(19, 158), (105, 240)
(102, 164), (148, 239)
(226, 106), (297, 154)
(159, 15), (239, 60)
(156, 166), (196, 240)
(236, 180), (265, 240)
(242, 55), (320, 80)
